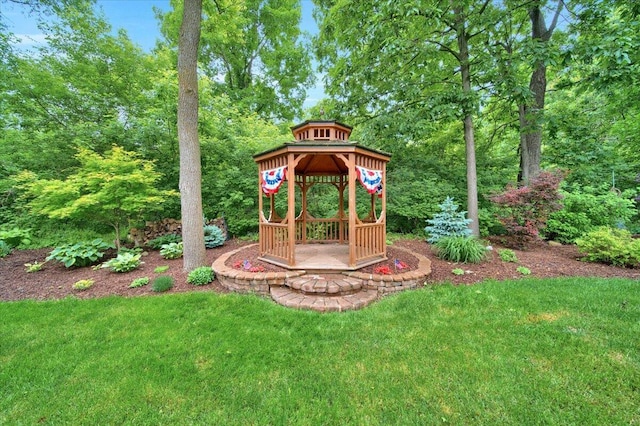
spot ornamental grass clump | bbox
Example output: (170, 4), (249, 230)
(435, 236), (487, 264)
(151, 275), (174, 292)
(187, 266), (215, 286)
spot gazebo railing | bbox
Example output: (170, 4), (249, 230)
(295, 218), (348, 243)
(259, 221), (290, 264)
(354, 221), (385, 262)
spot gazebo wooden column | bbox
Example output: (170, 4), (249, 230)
(287, 153), (296, 266)
(348, 153), (357, 266)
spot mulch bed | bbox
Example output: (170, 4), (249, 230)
(1, 238), (638, 302)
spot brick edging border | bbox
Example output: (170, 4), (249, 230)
(212, 244), (306, 295)
(343, 245), (432, 295)
(212, 243), (432, 297)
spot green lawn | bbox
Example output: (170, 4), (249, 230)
(1, 278), (639, 425)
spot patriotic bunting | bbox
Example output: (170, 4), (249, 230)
(261, 166), (287, 195)
(356, 166), (383, 197)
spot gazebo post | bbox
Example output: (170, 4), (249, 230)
(287, 153), (296, 266)
(301, 175), (307, 244)
(338, 175), (345, 243)
(381, 161), (387, 254)
(258, 170), (263, 253)
(348, 153), (357, 267)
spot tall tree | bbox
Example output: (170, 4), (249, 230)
(159, 0), (313, 120)
(177, 0), (206, 270)
(517, 0), (563, 181)
(313, 0), (502, 236)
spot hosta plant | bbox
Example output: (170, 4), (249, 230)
(47, 239), (112, 268)
(73, 279), (94, 291)
(101, 252), (143, 272)
(160, 242), (183, 259)
(129, 277), (150, 288)
(148, 234), (182, 250)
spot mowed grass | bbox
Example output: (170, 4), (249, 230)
(1, 278), (639, 424)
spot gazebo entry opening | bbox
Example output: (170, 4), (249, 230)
(254, 121), (391, 270)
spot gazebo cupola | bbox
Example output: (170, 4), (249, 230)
(253, 120), (391, 270)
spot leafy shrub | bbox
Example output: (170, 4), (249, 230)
(101, 252), (143, 272)
(546, 186), (636, 243)
(73, 279), (94, 291)
(151, 275), (174, 292)
(160, 242), (183, 259)
(187, 266), (215, 285)
(129, 277), (150, 288)
(46, 239), (112, 268)
(154, 265), (170, 273)
(0, 227), (31, 247)
(434, 236), (487, 263)
(517, 266), (531, 275)
(148, 234), (182, 250)
(576, 227), (640, 267)
(490, 170), (564, 249)
(424, 197), (472, 244)
(498, 249), (518, 263)
(204, 225), (225, 249)
(0, 241), (11, 258)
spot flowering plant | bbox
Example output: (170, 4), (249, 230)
(374, 265), (392, 275)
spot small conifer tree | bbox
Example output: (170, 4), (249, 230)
(424, 197), (472, 243)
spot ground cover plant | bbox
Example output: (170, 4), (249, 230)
(1, 278), (638, 424)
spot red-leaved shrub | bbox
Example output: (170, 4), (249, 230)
(490, 170), (565, 249)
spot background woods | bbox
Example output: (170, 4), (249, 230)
(0, 0), (638, 245)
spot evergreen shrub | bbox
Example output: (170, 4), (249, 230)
(204, 225), (225, 248)
(434, 236), (487, 263)
(424, 197), (472, 244)
(576, 227), (640, 268)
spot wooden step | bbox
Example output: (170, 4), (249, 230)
(270, 286), (378, 312)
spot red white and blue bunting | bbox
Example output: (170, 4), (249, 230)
(356, 166), (383, 197)
(261, 165), (287, 195)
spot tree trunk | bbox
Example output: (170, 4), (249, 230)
(454, 5), (480, 237)
(518, 1), (562, 182)
(178, 0), (206, 271)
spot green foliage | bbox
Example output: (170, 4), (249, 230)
(0, 241), (11, 258)
(18, 146), (178, 250)
(187, 266), (215, 286)
(0, 227), (31, 248)
(151, 275), (174, 292)
(101, 252), (143, 273)
(154, 266), (170, 274)
(576, 227), (640, 268)
(498, 249), (518, 263)
(516, 266), (531, 275)
(148, 234), (182, 250)
(129, 277), (150, 288)
(434, 236), (487, 264)
(546, 186), (636, 243)
(24, 261), (45, 272)
(203, 225), (225, 249)
(452, 268), (465, 276)
(46, 239), (112, 268)
(159, 242), (183, 260)
(425, 197), (472, 244)
(72, 279), (94, 291)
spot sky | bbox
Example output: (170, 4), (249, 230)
(3, 0), (324, 108)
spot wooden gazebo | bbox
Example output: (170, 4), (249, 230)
(253, 121), (391, 270)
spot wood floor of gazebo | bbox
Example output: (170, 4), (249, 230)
(262, 243), (386, 272)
